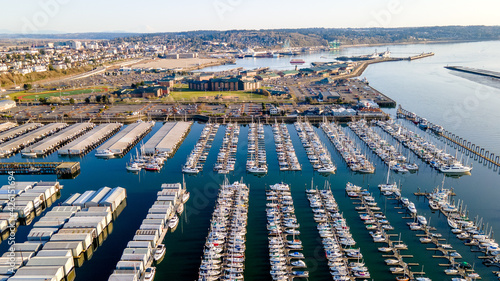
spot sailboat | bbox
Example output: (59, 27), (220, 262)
(378, 165), (398, 194)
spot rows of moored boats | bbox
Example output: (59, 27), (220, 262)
(348, 120), (417, 173)
(246, 123), (268, 174)
(307, 184), (370, 280)
(346, 183), (423, 280)
(214, 123), (240, 174)
(126, 146), (168, 172)
(295, 121), (336, 173)
(375, 120), (472, 175)
(183, 123), (219, 174)
(272, 122), (301, 171)
(380, 184), (480, 280)
(427, 186), (499, 278)
(267, 183), (309, 280)
(198, 180), (249, 281)
(321, 121), (375, 173)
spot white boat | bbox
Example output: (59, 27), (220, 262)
(439, 162), (472, 174)
(176, 203), (184, 214)
(154, 244), (166, 261)
(317, 165), (336, 173)
(168, 215), (179, 229)
(182, 192), (190, 204)
(95, 149), (114, 158)
(182, 166), (199, 174)
(417, 216), (427, 226)
(126, 162), (141, 172)
(22, 151), (37, 158)
(248, 166), (268, 174)
(144, 266), (156, 281)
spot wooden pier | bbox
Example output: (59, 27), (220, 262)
(0, 162), (80, 177)
(397, 105), (500, 168)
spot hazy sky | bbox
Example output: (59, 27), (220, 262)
(1, 0), (499, 34)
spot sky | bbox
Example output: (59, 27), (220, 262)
(0, 0), (499, 34)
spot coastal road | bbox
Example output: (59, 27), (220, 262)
(40, 58), (146, 85)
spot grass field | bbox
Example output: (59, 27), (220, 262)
(169, 89), (268, 102)
(11, 87), (109, 100)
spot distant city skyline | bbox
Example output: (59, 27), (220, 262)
(1, 0), (499, 34)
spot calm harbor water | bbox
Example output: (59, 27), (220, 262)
(0, 41), (500, 281)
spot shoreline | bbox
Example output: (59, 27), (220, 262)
(338, 39), (494, 49)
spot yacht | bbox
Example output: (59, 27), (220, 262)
(144, 266), (156, 281)
(182, 166), (200, 174)
(126, 162), (142, 172)
(182, 192), (190, 204)
(439, 162), (472, 174)
(248, 166), (268, 174)
(22, 151), (37, 158)
(154, 244), (166, 261)
(177, 203), (184, 214)
(317, 165), (336, 173)
(95, 149), (114, 158)
(417, 216), (427, 226)
(168, 215), (179, 229)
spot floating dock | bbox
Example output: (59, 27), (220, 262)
(0, 123), (67, 158)
(143, 121), (192, 156)
(21, 123), (95, 157)
(397, 105), (500, 168)
(0, 162), (80, 177)
(58, 123), (123, 156)
(0, 122), (42, 143)
(96, 121), (154, 157)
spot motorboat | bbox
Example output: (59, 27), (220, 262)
(144, 266), (156, 281)
(22, 151), (37, 158)
(154, 244), (166, 261)
(168, 215), (179, 229)
(126, 162), (142, 172)
(182, 166), (199, 174)
(182, 192), (190, 203)
(417, 216), (427, 226)
(95, 149), (114, 158)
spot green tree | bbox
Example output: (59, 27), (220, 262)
(69, 98), (75, 104)
(305, 97), (312, 104)
(85, 97), (90, 104)
(48, 64), (55, 71)
(96, 95), (102, 103)
(23, 84), (32, 91)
